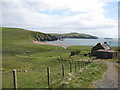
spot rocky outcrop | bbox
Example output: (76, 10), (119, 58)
(32, 32), (58, 41)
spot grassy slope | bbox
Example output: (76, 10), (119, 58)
(2, 27), (61, 53)
(2, 27), (107, 88)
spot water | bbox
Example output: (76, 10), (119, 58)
(47, 38), (120, 47)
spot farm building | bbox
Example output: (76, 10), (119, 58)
(91, 42), (117, 59)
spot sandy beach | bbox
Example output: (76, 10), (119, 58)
(33, 41), (71, 48)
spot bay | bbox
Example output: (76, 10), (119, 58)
(46, 38), (120, 47)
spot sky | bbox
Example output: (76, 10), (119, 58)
(1, 0), (119, 38)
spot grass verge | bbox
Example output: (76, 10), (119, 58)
(50, 61), (107, 88)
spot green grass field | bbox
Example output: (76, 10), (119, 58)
(1, 27), (112, 88)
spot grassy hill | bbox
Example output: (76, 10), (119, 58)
(2, 27), (108, 88)
(2, 27), (61, 54)
(50, 32), (98, 39)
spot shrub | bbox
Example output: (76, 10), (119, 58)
(70, 50), (80, 56)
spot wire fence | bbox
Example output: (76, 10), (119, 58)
(2, 58), (92, 88)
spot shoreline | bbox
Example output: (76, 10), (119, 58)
(33, 41), (119, 48)
(33, 41), (72, 48)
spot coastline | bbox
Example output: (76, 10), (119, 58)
(33, 41), (71, 48)
(33, 40), (119, 48)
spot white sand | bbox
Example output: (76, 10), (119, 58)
(33, 41), (71, 48)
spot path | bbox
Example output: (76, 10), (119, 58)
(96, 61), (119, 88)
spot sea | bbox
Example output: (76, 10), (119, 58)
(46, 38), (120, 47)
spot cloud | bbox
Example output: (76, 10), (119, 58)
(1, 0), (118, 38)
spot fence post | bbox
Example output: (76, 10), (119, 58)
(78, 62), (80, 70)
(75, 62), (77, 72)
(62, 64), (65, 77)
(60, 56), (62, 61)
(47, 67), (50, 87)
(83, 60), (84, 67)
(83, 61), (85, 67)
(82, 59), (84, 68)
(88, 59), (90, 63)
(13, 69), (17, 90)
(84, 61), (86, 67)
(70, 63), (72, 73)
(81, 61), (82, 68)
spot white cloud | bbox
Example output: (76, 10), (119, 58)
(1, 0), (118, 38)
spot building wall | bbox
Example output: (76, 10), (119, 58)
(96, 52), (113, 59)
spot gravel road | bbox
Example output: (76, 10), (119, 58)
(96, 61), (119, 88)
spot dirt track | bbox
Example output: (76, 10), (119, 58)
(96, 61), (119, 88)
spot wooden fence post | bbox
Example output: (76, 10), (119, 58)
(83, 60), (84, 67)
(70, 63), (72, 73)
(47, 67), (50, 87)
(88, 59), (90, 63)
(13, 69), (17, 90)
(78, 62), (80, 70)
(83, 61), (85, 67)
(82, 59), (84, 68)
(81, 61), (82, 68)
(60, 56), (62, 61)
(62, 64), (65, 77)
(75, 63), (77, 72)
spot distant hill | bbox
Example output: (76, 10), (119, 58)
(50, 32), (98, 39)
(103, 38), (113, 39)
